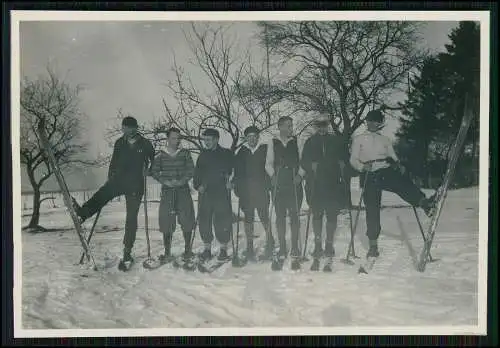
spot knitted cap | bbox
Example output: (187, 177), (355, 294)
(122, 116), (138, 128)
(365, 110), (384, 123)
(202, 128), (220, 138)
(244, 126), (260, 136)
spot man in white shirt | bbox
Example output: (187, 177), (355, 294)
(350, 109), (436, 258)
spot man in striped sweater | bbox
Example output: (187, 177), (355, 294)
(150, 127), (196, 264)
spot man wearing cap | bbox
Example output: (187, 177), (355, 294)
(232, 126), (273, 262)
(193, 128), (234, 263)
(350, 109), (437, 259)
(300, 115), (347, 271)
(265, 116), (305, 270)
(72, 116), (155, 269)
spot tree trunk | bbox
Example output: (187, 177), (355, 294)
(28, 187), (41, 228)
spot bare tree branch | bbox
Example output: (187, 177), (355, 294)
(20, 65), (102, 228)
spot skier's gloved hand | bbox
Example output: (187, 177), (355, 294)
(293, 174), (303, 185)
(362, 163), (373, 172)
(229, 180), (236, 191)
(385, 157), (397, 166)
(311, 162), (318, 174)
(198, 185), (206, 194)
(271, 174), (278, 188)
(339, 160), (346, 172)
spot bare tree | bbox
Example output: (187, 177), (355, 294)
(257, 21), (427, 206)
(258, 21), (427, 137)
(20, 66), (101, 231)
(157, 23), (250, 153)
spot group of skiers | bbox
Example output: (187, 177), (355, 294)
(71, 109), (437, 272)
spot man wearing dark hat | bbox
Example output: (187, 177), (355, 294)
(265, 116), (305, 271)
(350, 109), (436, 259)
(193, 128), (234, 263)
(232, 126), (273, 262)
(72, 116), (155, 270)
(300, 115), (347, 271)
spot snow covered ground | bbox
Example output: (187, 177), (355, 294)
(16, 184), (485, 336)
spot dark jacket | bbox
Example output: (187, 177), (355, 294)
(108, 134), (155, 187)
(193, 145), (234, 193)
(233, 144), (271, 198)
(300, 133), (346, 200)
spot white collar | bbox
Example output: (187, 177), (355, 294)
(243, 141), (264, 154)
(273, 135), (294, 146)
(163, 146), (182, 156)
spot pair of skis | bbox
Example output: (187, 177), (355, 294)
(310, 257), (333, 272)
(416, 96), (476, 272)
(35, 120), (99, 271)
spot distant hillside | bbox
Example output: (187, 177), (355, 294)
(20, 165), (108, 194)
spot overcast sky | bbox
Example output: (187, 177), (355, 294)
(19, 19), (459, 186)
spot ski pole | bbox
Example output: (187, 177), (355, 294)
(189, 191), (202, 251)
(167, 187), (177, 250)
(302, 170), (316, 260)
(143, 171), (151, 260)
(78, 208), (102, 265)
(232, 197), (244, 267)
(340, 166), (360, 260)
(342, 170), (369, 265)
(268, 167), (280, 252)
(292, 168), (306, 261)
(412, 206), (435, 262)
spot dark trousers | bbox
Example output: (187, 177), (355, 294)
(364, 167), (426, 241)
(198, 188), (233, 246)
(273, 169), (303, 256)
(239, 185), (272, 250)
(240, 186), (270, 229)
(310, 196), (340, 252)
(159, 185), (196, 252)
(79, 180), (143, 251)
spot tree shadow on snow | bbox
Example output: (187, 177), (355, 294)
(22, 225), (74, 234)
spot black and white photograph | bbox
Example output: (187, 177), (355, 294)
(11, 10), (489, 337)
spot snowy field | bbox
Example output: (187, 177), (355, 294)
(17, 184), (483, 335)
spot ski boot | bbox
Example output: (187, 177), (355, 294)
(182, 251), (196, 271)
(323, 243), (335, 273)
(71, 197), (87, 223)
(217, 247), (230, 262)
(258, 240), (275, 262)
(358, 240), (379, 274)
(421, 193), (438, 217)
(199, 248), (212, 263)
(367, 242), (380, 258)
(158, 251), (175, 265)
(290, 249), (301, 271)
(271, 248), (286, 271)
(118, 249), (134, 271)
(310, 243), (322, 271)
